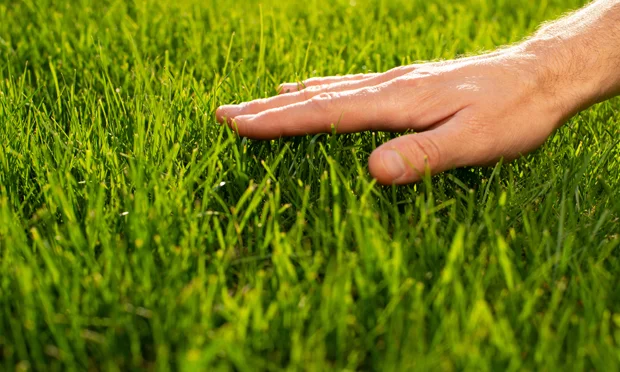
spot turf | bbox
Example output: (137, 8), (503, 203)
(1, 0), (620, 370)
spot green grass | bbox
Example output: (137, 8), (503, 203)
(1, 0), (620, 370)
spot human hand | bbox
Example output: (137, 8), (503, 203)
(217, 22), (619, 185)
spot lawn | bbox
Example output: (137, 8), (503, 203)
(1, 0), (620, 370)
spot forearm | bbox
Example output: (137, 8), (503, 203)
(522, 0), (620, 115)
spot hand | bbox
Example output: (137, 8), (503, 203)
(217, 22), (619, 185)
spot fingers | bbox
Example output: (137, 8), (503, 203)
(228, 86), (394, 139)
(277, 65), (417, 94)
(218, 53), (513, 122)
(368, 119), (478, 185)
(228, 79), (452, 139)
(274, 53), (508, 96)
(217, 72), (404, 121)
(225, 74), (468, 140)
(216, 66), (425, 122)
(278, 73), (380, 93)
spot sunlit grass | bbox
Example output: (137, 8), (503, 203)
(1, 0), (619, 370)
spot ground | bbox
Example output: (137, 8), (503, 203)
(1, 0), (620, 370)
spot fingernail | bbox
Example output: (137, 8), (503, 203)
(380, 150), (407, 180)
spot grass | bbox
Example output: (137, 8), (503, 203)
(1, 0), (620, 370)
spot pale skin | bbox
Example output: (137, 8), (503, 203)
(217, 0), (620, 185)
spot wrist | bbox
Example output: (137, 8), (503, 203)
(519, 1), (620, 118)
(522, 37), (616, 118)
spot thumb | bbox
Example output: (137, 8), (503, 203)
(368, 123), (475, 185)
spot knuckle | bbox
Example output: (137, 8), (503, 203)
(391, 76), (412, 90)
(407, 135), (442, 169)
(309, 92), (337, 114)
(397, 69), (442, 89)
(301, 88), (313, 101)
(306, 85), (324, 93)
(392, 75), (425, 91)
(385, 65), (411, 79)
(302, 85), (324, 100)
